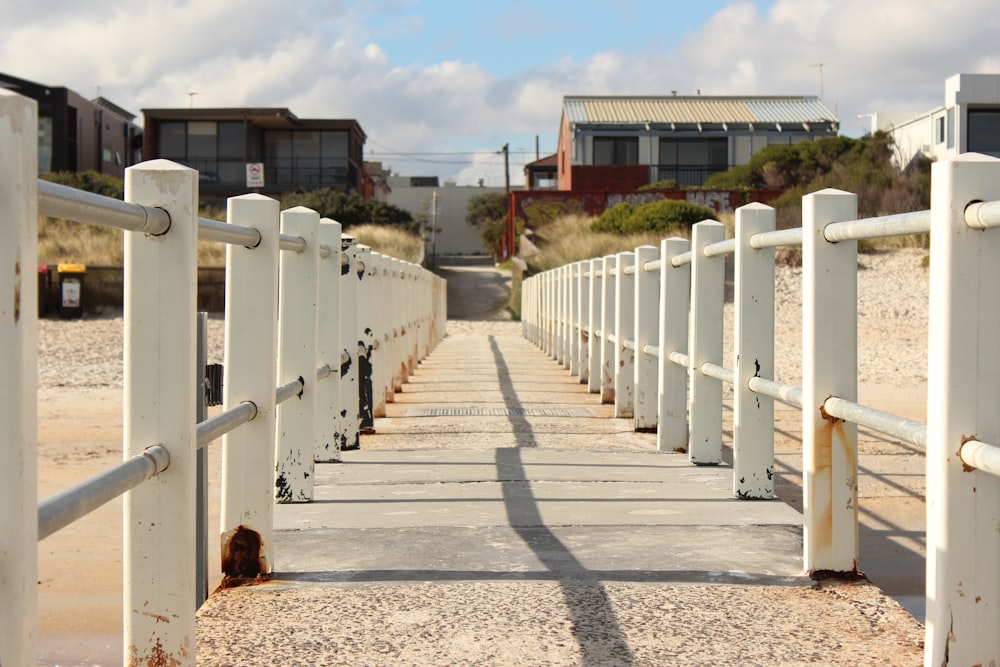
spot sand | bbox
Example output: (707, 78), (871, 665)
(33, 248), (931, 665)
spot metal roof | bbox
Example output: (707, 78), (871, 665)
(563, 96), (837, 126)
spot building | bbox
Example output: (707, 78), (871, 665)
(385, 175), (491, 257)
(142, 107), (366, 206)
(556, 95), (839, 190)
(0, 71), (143, 179)
(872, 73), (1000, 168)
(524, 154), (558, 190)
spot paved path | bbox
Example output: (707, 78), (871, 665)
(196, 328), (924, 666)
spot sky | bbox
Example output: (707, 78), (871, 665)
(3, 0), (999, 187)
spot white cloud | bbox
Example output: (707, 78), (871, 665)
(2, 0), (998, 183)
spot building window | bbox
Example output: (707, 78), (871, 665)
(658, 138), (728, 186)
(936, 116), (945, 144)
(264, 129), (349, 188)
(593, 137), (639, 165)
(157, 121), (246, 184)
(968, 109), (1000, 158)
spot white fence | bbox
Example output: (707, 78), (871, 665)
(521, 154), (1000, 665)
(0, 91), (446, 666)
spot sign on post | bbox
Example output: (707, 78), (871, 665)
(246, 163), (265, 189)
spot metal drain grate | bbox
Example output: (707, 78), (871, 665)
(406, 407), (594, 417)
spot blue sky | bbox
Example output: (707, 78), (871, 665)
(2, 0), (998, 185)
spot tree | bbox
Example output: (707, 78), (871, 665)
(280, 188), (416, 232)
(466, 192), (510, 259)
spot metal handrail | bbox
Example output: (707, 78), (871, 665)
(37, 445), (170, 541)
(39, 178), (333, 256)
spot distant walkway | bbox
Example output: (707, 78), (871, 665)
(195, 328), (923, 665)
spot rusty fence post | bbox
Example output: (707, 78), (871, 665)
(687, 221), (726, 465)
(274, 207), (320, 503)
(925, 154), (1000, 664)
(733, 204), (776, 499)
(220, 194), (280, 583)
(801, 188), (859, 574)
(337, 237), (360, 451)
(123, 160), (198, 666)
(0, 89), (38, 667)
(315, 219), (343, 461)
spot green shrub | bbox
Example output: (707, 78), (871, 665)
(591, 199), (716, 235)
(590, 202), (635, 234)
(280, 188), (416, 232)
(42, 170), (124, 199)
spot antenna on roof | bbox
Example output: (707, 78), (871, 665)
(810, 63), (825, 100)
(187, 92), (199, 108)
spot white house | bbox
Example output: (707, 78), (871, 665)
(873, 73), (1000, 167)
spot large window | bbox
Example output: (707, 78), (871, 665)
(968, 109), (1000, 158)
(593, 137), (639, 165)
(264, 130), (349, 187)
(658, 138), (728, 186)
(157, 121), (245, 184)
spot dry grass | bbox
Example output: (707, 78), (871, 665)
(38, 216), (228, 267)
(37, 216), (423, 268)
(521, 208), (925, 275)
(347, 224), (423, 264)
(525, 214), (696, 273)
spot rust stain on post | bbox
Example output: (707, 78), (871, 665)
(218, 525), (270, 590)
(812, 417), (835, 551)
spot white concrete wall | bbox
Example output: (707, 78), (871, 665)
(387, 185), (493, 256)
(881, 74), (1000, 167)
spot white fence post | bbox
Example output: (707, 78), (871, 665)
(123, 160), (198, 665)
(657, 237), (691, 452)
(687, 221), (726, 465)
(734, 204), (776, 499)
(588, 257), (602, 393)
(926, 154), (1000, 664)
(633, 245), (659, 431)
(578, 260), (590, 385)
(356, 246), (377, 426)
(220, 194), (280, 581)
(0, 89), (38, 667)
(337, 237), (360, 450)
(802, 188), (859, 573)
(274, 207), (320, 503)
(569, 262), (581, 377)
(614, 251), (636, 419)
(600, 254), (617, 404)
(316, 219), (343, 461)
(373, 257), (390, 417)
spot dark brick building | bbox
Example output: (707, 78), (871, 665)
(0, 71), (142, 179)
(142, 107), (366, 206)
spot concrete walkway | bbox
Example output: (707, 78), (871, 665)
(195, 329), (924, 666)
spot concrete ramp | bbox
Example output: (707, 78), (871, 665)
(196, 328), (923, 665)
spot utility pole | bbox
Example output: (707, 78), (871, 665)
(503, 143), (510, 195)
(502, 143), (511, 261)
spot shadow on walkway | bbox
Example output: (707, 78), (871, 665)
(490, 336), (635, 665)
